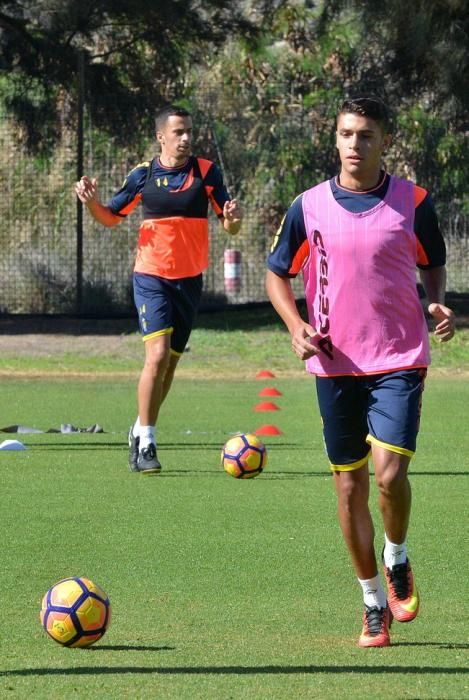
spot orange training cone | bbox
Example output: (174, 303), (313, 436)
(254, 401), (280, 411)
(258, 387), (282, 397)
(255, 424), (283, 436)
(255, 370), (276, 379)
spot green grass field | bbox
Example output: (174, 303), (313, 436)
(0, 311), (468, 699)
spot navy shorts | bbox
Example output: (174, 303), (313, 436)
(133, 272), (203, 355)
(315, 369), (427, 471)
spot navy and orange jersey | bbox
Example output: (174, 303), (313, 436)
(268, 171), (446, 278)
(108, 156), (230, 279)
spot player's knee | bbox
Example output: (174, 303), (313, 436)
(336, 472), (368, 509)
(144, 346), (171, 373)
(375, 461), (408, 496)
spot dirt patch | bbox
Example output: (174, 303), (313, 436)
(0, 332), (141, 358)
(0, 316), (138, 357)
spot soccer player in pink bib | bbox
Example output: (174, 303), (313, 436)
(266, 96), (455, 647)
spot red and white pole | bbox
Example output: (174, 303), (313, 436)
(224, 249), (241, 294)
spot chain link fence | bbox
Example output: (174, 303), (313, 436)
(0, 96), (467, 316)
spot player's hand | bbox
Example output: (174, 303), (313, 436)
(428, 303), (455, 342)
(223, 199), (242, 225)
(290, 322), (320, 360)
(75, 176), (98, 205)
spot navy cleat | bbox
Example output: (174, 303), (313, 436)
(137, 443), (162, 475)
(128, 426), (140, 472)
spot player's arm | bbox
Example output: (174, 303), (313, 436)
(202, 161), (242, 234)
(266, 270), (319, 360)
(266, 195), (318, 360)
(75, 176), (122, 227)
(414, 187), (455, 342)
(222, 199), (242, 234)
(420, 266), (455, 342)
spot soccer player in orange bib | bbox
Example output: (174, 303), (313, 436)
(75, 105), (241, 474)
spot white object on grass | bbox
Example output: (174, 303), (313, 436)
(0, 439), (27, 451)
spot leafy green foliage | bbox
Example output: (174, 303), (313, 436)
(0, 0), (467, 311)
(0, 0), (258, 148)
(351, 0), (469, 117)
(187, 0), (468, 232)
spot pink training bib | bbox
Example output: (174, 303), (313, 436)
(302, 176), (430, 376)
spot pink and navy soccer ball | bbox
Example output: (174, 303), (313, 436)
(40, 576), (111, 647)
(222, 433), (267, 479)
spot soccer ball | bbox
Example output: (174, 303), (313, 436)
(40, 576), (111, 648)
(222, 433), (267, 479)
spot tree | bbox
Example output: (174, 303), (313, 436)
(184, 0), (467, 243)
(0, 0), (259, 149)
(349, 0), (469, 121)
(323, 0), (469, 207)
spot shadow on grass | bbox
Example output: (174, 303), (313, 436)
(193, 303), (297, 332)
(88, 644), (176, 652)
(3, 296), (467, 336)
(152, 471), (329, 479)
(0, 304), (288, 336)
(396, 642), (469, 649)
(29, 442), (304, 450)
(14, 443), (469, 477)
(19, 444), (469, 478)
(2, 660), (468, 678)
(30, 442), (124, 449)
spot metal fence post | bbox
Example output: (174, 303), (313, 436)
(76, 50), (85, 314)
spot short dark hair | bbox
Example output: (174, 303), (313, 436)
(338, 96), (391, 133)
(155, 105), (191, 131)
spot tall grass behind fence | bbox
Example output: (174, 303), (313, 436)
(0, 102), (467, 315)
(0, 107), (78, 313)
(443, 202), (469, 294)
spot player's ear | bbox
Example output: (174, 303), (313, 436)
(382, 133), (392, 153)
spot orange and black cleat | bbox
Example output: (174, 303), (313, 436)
(383, 558), (420, 622)
(358, 605), (392, 648)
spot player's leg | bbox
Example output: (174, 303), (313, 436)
(372, 445), (419, 623)
(158, 272), (202, 402)
(372, 446), (411, 546)
(333, 465), (375, 579)
(129, 338), (176, 474)
(138, 332), (171, 426)
(129, 273), (203, 474)
(134, 332), (170, 474)
(316, 376), (390, 647)
(162, 351), (182, 403)
(129, 273), (174, 474)
(367, 369), (426, 622)
(333, 464), (391, 647)
(137, 348), (181, 440)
